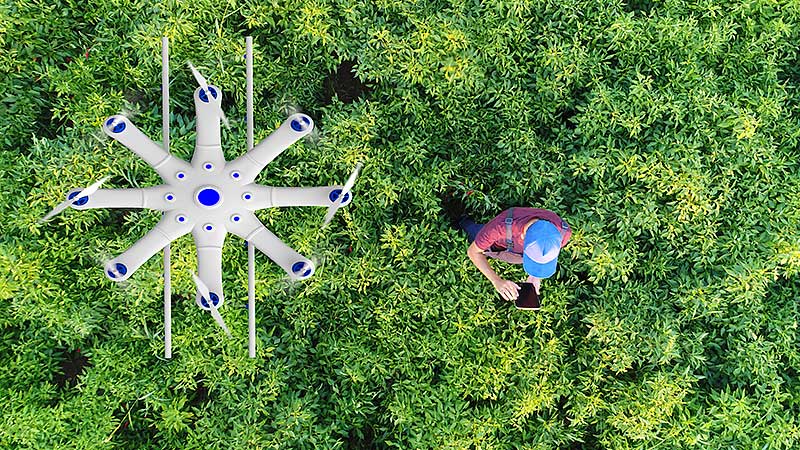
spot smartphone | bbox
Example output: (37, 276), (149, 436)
(514, 283), (541, 310)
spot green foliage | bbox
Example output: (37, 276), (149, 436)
(2, 0), (800, 448)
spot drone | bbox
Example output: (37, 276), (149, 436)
(40, 37), (361, 358)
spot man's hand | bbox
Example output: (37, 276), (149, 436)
(493, 279), (521, 301)
(526, 275), (541, 295)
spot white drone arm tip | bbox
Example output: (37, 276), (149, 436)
(40, 176), (110, 222)
(246, 185), (354, 210)
(105, 212), (193, 281)
(69, 186), (174, 211)
(188, 62), (229, 129)
(192, 85), (224, 155)
(192, 227), (226, 310)
(102, 115), (189, 181)
(227, 113), (315, 183)
(228, 213), (315, 280)
(322, 162), (362, 228)
(191, 271), (230, 336)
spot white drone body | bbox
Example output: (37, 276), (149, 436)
(46, 37), (359, 356)
(83, 93), (350, 306)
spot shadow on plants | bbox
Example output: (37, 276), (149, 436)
(108, 208), (139, 226)
(36, 93), (73, 140)
(467, 396), (494, 410)
(321, 60), (373, 106)
(54, 348), (90, 389)
(623, 0), (658, 15)
(570, 423), (601, 450)
(111, 405), (160, 448)
(556, 394), (572, 426)
(188, 375), (210, 409)
(346, 425), (385, 450)
(555, 107), (579, 131)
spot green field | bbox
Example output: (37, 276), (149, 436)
(3, 0), (800, 448)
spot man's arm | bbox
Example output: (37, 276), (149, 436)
(468, 242), (520, 301)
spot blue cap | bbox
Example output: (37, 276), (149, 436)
(522, 220), (562, 278)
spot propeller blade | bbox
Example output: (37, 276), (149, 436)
(191, 272), (231, 336)
(207, 302), (231, 337)
(40, 176), (110, 223)
(322, 162), (362, 228)
(187, 62), (230, 129)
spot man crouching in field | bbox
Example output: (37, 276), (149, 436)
(443, 197), (571, 301)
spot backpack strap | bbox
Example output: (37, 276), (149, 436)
(504, 208), (514, 250)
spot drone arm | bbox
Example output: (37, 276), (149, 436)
(226, 113), (314, 184)
(192, 85), (225, 167)
(103, 115), (191, 181)
(70, 186), (174, 211)
(192, 226), (226, 307)
(227, 212), (315, 280)
(104, 211), (193, 281)
(246, 185), (350, 210)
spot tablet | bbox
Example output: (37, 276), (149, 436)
(514, 283), (540, 310)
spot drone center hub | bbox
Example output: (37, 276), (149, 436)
(196, 187), (222, 208)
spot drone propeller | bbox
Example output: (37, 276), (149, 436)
(39, 176), (111, 223)
(322, 162), (362, 228)
(187, 62), (230, 129)
(191, 272), (231, 336)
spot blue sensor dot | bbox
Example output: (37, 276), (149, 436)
(177, 215), (186, 223)
(231, 171), (240, 179)
(205, 224), (213, 231)
(204, 163), (213, 170)
(231, 215), (240, 222)
(176, 172), (185, 179)
(198, 86), (218, 103)
(243, 193), (252, 200)
(105, 117), (126, 133)
(329, 189), (351, 203)
(197, 188), (221, 207)
(291, 117), (311, 132)
(68, 191), (89, 206)
(166, 194), (174, 201)
(200, 292), (221, 308)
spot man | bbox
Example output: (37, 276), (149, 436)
(457, 207), (571, 301)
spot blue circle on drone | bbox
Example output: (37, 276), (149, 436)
(292, 262), (306, 273)
(68, 191), (89, 206)
(201, 292), (220, 308)
(197, 188), (221, 207)
(328, 189), (351, 203)
(199, 87), (218, 103)
(105, 117), (126, 133)
(107, 262), (128, 278)
(291, 116), (311, 132)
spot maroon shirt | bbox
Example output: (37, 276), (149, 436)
(474, 208), (571, 264)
